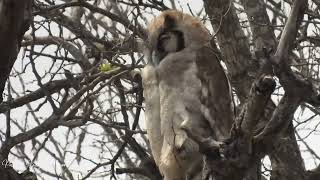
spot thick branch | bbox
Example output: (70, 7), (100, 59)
(274, 0), (307, 63)
(0, 77), (82, 113)
(238, 75), (275, 136)
(255, 0), (310, 142)
(241, 1), (310, 179)
(0, 0), (32, 103)
(203, 0), (256, 102)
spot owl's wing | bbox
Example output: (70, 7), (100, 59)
(195, 45), (234, 139)
(157, 50), (200, 148)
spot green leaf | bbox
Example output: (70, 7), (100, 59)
(99, 63), (114, 72)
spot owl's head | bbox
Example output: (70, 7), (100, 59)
(146, 10), (210, 65)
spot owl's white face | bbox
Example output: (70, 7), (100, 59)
(150, 29), (185, 65)
(146, 10), (210, 67)
(158, 31), (184, 53)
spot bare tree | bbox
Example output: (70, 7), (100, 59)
(0, 0), (320, 179)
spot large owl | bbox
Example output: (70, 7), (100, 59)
(142, 10), (234, 180)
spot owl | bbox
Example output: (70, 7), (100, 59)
(142, 10), (234, 180)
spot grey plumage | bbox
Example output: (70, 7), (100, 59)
(142, 10), (233, 180)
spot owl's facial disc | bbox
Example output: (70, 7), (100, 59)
(152, 30), (185, 65)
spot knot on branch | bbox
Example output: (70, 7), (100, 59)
(263, 46), (316, 102)
(254, 75), (276, 95)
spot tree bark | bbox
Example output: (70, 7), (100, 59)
(202, 0), (307, 179)
(0, 0), (32, 102)
(240, 1), (307, 180)
(0, 0), (32, 179)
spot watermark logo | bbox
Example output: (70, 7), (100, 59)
(1, 159), (36, 169)
(2, 159), (13, 168)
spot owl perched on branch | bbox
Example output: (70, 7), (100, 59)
(142, 10), (234, 180)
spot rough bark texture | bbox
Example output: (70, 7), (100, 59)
(0, 0), (319, 179)
(240, 1), (307, 180)
(0, 0), (32, 103)
(202, 0), (311, 179)
(203, 0), (262, 179)
(205, 0), (256, 103)
(0, 0), (32, 179)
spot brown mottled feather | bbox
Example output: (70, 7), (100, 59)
(143, 10), (234, 180)
(196, 45), (234, 139)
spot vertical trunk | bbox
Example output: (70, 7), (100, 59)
(0, 0), (32, 179)
(203, 0), (307, 179)
(0, 0), (32, 102)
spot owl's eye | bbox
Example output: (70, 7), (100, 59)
(151, 30), (185, 64)
(157, 31), (184, 53)
(158, 32), (172, 50)
(159, 33), (171, 41)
